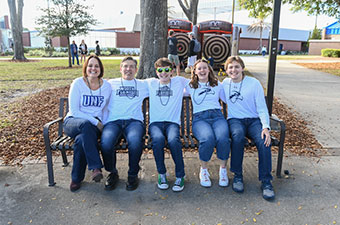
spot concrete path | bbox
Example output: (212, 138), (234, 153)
(1, 153), (340, 225)
(243, 56), (340, 150)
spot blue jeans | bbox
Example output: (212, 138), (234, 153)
(71, 53), (79, 65)
(63, 117), (103, 183)
(192, 109), (231, 162)
(149, 122), (185, 178)
(101, 119), (145, 177)
(228, 118), (272, 181)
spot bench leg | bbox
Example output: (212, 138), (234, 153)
(276, 143), (284, 178)
(46, 146), (56, 186)
(61, 150), (69, 167)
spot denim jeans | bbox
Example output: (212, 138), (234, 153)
(101, 119), (145, 177)
(192, 109), (231, 162)
(149, 122), (185, 178)
(63, 117), (103, 183)
(71, 53), (79, 65)
(228, 118), (273, 181)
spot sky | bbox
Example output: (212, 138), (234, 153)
(0, 0), (336, 31)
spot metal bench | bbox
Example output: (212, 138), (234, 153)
(43, 96), (285, 186)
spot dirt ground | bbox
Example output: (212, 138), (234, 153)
(0, 84), (324, 165)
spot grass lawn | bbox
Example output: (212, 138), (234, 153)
(0, 59), (123, 93)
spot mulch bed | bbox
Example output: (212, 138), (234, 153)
(0, 86), (324, 165)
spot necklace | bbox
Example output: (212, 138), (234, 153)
(228, 79), (243, 103)
(193, 82), (209, 105)
(158, 80), (171, 106)
(86, 77), (101, 97)
(120, 78), (137, 99)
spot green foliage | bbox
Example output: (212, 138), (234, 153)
(238, 0), (273, 18)
(106, 48), (121, 55)
(36, 0), (98, 39)
(284, 0), (340, 18)
(309, 26), (322, 40)
(321, 49), (340, 57)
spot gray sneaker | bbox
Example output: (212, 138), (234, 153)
(261, 181), (275, 200)
(232, 176), (244, 193)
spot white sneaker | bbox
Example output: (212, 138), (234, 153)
(157, 174), (169, 190)
(219, 167), (229, 187)
(172, 177), (184, 192)
(199, 167), (211, 187)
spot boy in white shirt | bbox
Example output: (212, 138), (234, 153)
(146, 58), (189, 192)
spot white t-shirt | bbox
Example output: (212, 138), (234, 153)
(186, 81), (225, 114)
(222, 76), (270, 129)
(105, 78), (149, 124)
(65, 77), (112, 126)
(146, 76), (189, 125)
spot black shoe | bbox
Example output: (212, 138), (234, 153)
(70, 181), (81, 192)
(126, 176), (139, 191)
(105, 172), (119, 191)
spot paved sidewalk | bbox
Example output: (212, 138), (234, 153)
(243, 56), (340, 150)
(1, 153), (339, 225)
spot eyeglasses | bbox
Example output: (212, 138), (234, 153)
(156, 67), (172, 73)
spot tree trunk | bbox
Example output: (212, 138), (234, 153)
(178, 0), (199, 25)
(67, 37), (72, 67)
(259, 27), (263, 50)
(7, 0), (26, 61)
(137, 0), (168, 79)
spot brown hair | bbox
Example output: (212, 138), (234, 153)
(224, 56), (245, 73)
(189, 59), (218, 89)
(82, 54), (104, 78)
(120, 56), (138, 68)
(154, 57), (173, 69)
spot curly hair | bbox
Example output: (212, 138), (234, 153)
(189, 59), (218, 89)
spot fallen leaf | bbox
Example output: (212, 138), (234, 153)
(51, 197), (56, 200)
(144, 213), (153, 216)
(253, 218), (256, 222)
(333, 221), (336, 224)
(277, 202), (281, 206)
(29, 220), (32, 223)
(116, 211), (124, 214)
(162, 216), (167, 220)
(298, 206), (302, 210)
(335, 205), (338, 209)
(255, 210), (263, 215)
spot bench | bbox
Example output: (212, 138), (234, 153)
(43, 97), (286, 186)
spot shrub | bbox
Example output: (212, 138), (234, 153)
(321, 48), (340, 58)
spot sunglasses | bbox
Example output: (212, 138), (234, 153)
(156, 67), (172, 73)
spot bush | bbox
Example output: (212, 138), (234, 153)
(106, 47), (120, 55)
(321, 48), (340, 58)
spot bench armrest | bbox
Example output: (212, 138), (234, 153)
(43, 117), (64, 145)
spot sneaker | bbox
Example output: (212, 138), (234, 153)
(219, 167), (229, 187)
(261, 181), (275, 200)
(232, 176), (244, 193)
(157, 174), (169, 190)
(199, 167), (211, 187)
(172, 177), (184, 192)
(92, 169), (103, 182)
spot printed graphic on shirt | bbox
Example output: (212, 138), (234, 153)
(82, 95), (104, 107)
(229, 83), (243, 103)
(197, 87), (215, 97)
(116, 86), (139, 98)
(156, 86), (173, 97)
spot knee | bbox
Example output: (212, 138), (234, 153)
(80, 120), (94, 132)
(231, 131), (245, 143)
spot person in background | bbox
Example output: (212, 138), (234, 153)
(261, 46), (267, 56)
(167, 30), (181, 76)
(186, 59), (231, 188)
(63, 55), (111, 192)
(187, 32), (197, 70)
(223, 56), (274, 201)
(70, 40), (80, 65)
(79, 40), (88, 64)
(95, 40), (101, 56)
